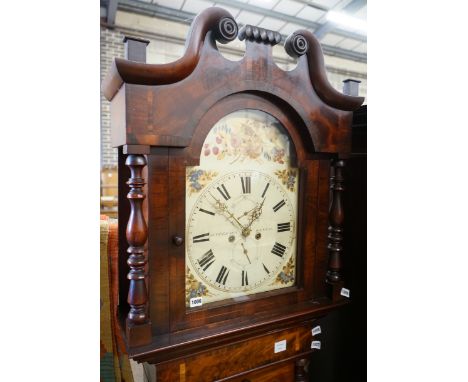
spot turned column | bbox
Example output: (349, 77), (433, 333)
(295, 358), (308, 382)
(327, 159), (345, 284)
(125, 154), (151, 346)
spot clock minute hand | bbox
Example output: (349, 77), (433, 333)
(237, 204), (259, 220)
(246, 198), (266, 229)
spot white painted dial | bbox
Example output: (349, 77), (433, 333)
(186, 170), (296, 293)
(185, 108), (298, 307)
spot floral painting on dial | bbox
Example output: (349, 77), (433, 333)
(275, 257), (295, 285)
(185, 109), (299, 306)
(186, 169), (218, 196)
(186, 267), (210, 306)
(201, 110), (293, 166)
(275, 169), (297, 192)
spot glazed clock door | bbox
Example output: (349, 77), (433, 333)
(185, 109), (299, 308)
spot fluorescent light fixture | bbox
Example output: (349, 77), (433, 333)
(326, 11), (367, 33)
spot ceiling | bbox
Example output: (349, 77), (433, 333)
(104, 0), (367, 62)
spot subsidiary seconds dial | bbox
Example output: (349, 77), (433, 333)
(186, 170), (296, 293)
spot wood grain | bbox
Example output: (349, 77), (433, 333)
(226, 361), (294, 382)
(101, 7), (238, 100)
(103, 11), (361, 153)
(327, 159), (345, 283)
(285, 30), (364, 110)
(125, 154), (152, 346)
(155, 322), (315, 382)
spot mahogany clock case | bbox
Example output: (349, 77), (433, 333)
(153, 95), (329, 334)
(102, 5), (364, 369)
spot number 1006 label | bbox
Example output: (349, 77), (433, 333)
(190, 297), (203, 307)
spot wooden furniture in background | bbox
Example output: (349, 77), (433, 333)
(102, 7), (363, 381)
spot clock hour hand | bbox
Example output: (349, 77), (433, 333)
(208, 192), (245, 231)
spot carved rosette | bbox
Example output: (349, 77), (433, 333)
(327, 159), (345, 283)
(125, 155), (149, 325)
(283, 29), (364, 111)
(284, 33), (309, 58)
(215, 17), (238, 43)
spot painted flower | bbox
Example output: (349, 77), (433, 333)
(287, 175), (295, 190)
(272, 147), (285, 164)
(278, 271), (294, 283)
(244, 124), (255, 136)
(244, 140), (262, 159)
(275, 169), (296, 192)
(187, 169), (218, 195)
(231, 134), (241, 148)
(276, 258), (295, 285)
(186, 267), (210, 305)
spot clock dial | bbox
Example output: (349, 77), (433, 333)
(185, 109), (298, 306)
(187, 171), (296, 293)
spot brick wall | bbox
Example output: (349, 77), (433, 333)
(100, 26), (125, 166)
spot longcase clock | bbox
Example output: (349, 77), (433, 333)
(102, 7), (364, 382)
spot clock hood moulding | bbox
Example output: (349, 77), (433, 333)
(101, 7), (364, 155)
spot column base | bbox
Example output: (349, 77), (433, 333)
(126, 319), (152, 348)
(326, 279), (345, 302)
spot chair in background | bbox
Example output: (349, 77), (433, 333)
(100, 215), (134, 382)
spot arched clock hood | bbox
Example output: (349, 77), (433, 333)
(102, 7), (364, 155)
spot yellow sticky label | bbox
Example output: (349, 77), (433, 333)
(179, 363), (186, 382)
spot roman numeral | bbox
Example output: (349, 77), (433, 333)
(199, 208), (215, 216)
(216, 266), (229, 285)
(261, 183), (270, 198)
(198, 249), (215, 271)
(263, 263), (270, 274)
(241, 270), (248, 286)
(241, 176), (251, 194)
(193, 233), (209, 243)
(277, 222), (291, 232)
(272, 199), (286, 212)
(217, 184), (231, 200)
(271, 242), (286, 257)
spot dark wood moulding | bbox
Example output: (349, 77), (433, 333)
(102, 7), (363, 112)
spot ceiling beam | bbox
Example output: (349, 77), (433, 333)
(314, 0), (366, 40)
(213, 0), (365, 42)
(114, 0), (366, 62)
(320, 42), (365, 62)
(107, 0), (119, 26)
(291, 0), (330, 12)
(118, 0), (194, 23)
